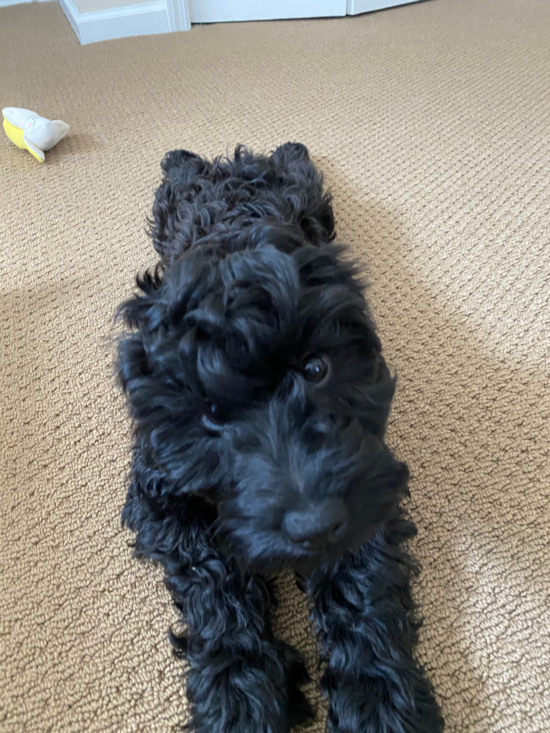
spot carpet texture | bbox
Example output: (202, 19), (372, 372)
(1, 0), (549, 731)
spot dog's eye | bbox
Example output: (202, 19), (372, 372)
(203, 400), (223, 428)
(303, 355), (329, 384)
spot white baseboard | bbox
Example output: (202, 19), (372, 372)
(0, 0), (56, 6)
(58, 0), (190, 45)
(346, 0), (422, 15)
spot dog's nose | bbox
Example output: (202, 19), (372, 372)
(284, 498), (348, 550)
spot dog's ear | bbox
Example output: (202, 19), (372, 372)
(362, 373), (397, 437)
(117, 264), (167, 333)
(345, 350), (396, 437)
(118, 251), (217, 335)
(116, 266), (167, 394)
(117, 252), (218, 393)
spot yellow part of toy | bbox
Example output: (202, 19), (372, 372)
(3, 118), (44, 162)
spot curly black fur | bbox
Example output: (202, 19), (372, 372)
(117, 143), (444, 732)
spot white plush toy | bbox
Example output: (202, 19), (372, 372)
(2, 107), (70, 163)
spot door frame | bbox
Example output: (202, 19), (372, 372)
(166, 0), (190, 31)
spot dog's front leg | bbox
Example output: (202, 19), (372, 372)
(124, 482), (311, 733)
(169, 545), (312, 733)
(306, 509), (444, 733)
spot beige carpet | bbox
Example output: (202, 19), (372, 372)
(1, 0), (549, 730)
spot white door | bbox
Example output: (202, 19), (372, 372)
(190, 0), (346, 23)
(189, 0), (422, 24)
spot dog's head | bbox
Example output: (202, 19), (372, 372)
(118, 225), (408, 572)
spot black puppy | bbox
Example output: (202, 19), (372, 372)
(117, 143), (443, 733)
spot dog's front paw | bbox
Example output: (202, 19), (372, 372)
(324, 673), (444, 733)
(186, 648), (294, 733)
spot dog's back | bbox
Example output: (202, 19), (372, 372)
(149, 143), (335, 263)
